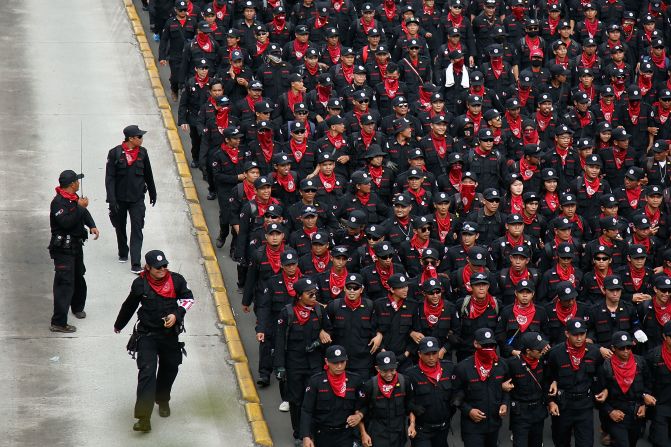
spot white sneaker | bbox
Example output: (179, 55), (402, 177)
(278, 401), (290, 412)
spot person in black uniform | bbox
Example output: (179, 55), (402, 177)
(49, 170), (99, 332)
(105, 125), (157, 274)
(406, 336), (455, 447)
(545, 318), (608, 447)
(357, 351), (411, 447)
(300, 345), (363, 447)
(452, 327), (510, 447)
(274, 277), (333, 444)
(598, 331), (649, 447)
(645, 321), (671, 447)
(113, 250), (194, 432)
(506, 332), (550, 447)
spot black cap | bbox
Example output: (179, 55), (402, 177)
(560, 193), (576, 205)
(633, 214), (651, 229)
(557, 242), (574, 258)
(516, 279), (535, 292)
(604, 275), (623, 290)
(281, 250), (299, 265)
(388, 273), (409, 288)
(474, 328), (497, 346)
(325, 345), (348, 362)
(521, 332), (549, 351)
(648, 184), (664, 196)
(243, 160), (259, 172)
(345, 273), (363, 286)
(566, 318), (588, 334)
(506, 214), (524, 225)
(523, 192), (539, 203)
(469, 246), (488, 266)
(311, 230), (330, 245)
(629, 244), (647, 259)
(374, 242), (395, 257)
(332, 245), (349, 258)
(510, 245), (530, 259)
(625, 166), (643, 180)
(418, 336), (441, 353)
(123, 125), (147, 138)
(461, 221), (478, 234)
(224, 127), (242, 139)
(421, 277), (443, 293)
(600, 194), (618, 208)
(365, 224), (384, 238)
(652, 140), (669, 153)
(392, 193), (412, 206)
(145, 249), (169, 268)
(376, 351), (398, 370)
(470, 272), (490, 285)
(483, 188), (501, 201)
(265, 204), (283, 217)
(254, 176), (271, 189)
(301, 205), (318, 217)
(58, 170), (84, 186)
(542, 168), (559, 180)
(265, 221), (285, 234)
(656, 276), (671, 290)
(599, 217), (618, 231)
(557, 281), (578, 301)
(345, 210), (367, 228)
(553, 217), (572, 230)
(612, 331), (633, 348)
(294, 277), (318, 294)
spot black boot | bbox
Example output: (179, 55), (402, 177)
(133, 417), (151, 432)
(216, 233), (225, 248)
(158, 402), (171, 417)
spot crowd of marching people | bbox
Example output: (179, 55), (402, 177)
(140, 0), (671, 444)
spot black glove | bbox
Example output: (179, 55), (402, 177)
(150, 196), (157, 207)
(305, 340), (321, 353)
(275, 367), (287, 381)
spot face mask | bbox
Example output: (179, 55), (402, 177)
(530, 59), (543, 67)
(526, 31), (538, 37)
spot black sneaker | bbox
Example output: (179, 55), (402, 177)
(158, 402), (171, 417)
(190, 160), (199, 168)
(118, 256), (128, 263)
(133, 418), (151, 432)
(131, 265), (143, 274)
(215, 235), (225, 248)
(50, 324), (76, 333)
(207, 191), (217, 200)
(257, 376), (270, 387)
(73, 311), (86, 319)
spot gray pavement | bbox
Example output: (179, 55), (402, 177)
(0, 1), (252, 446)
(133, 3), (654, 447)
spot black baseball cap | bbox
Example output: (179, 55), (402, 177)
(325, 345), (348, 362)
(145, 249), (169, 268)
(58, 170), (84, 186)
(123, 125), (147, 138)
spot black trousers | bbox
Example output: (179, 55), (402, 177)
(51, 247), (86, 326)
(461, 430), (499, 447)
(603, 405), (643, 447)
(168, 59), (181, 95)
(650, 411), (671, 446)
(112, 200), (145, 267)
(411, 426), (449, 447)
(314, 427), (356, 447)
(135, 333), (182, 419)
(215, 191), (233, 240)
(551, 407), (594, 447)
(510, 402), (546, 447)
(287, 369), (312, 440)
(188, 125), (201, 162)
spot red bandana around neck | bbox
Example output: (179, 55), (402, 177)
(424, 298), (444, 327)
(56, 186), (78, 201)
(490, 57), (504, 79)
(313, 251), (331, 273)
(257, 130), (274, 162)
(221, 143), (239, 163)
(356, 191), (370, 205)
(196, 33), (213, 52)
(368, 164), (383, 187)
(266, 242), (284, 274)
(287, 89), (304, 113)
(377, 372), (398, 398)
(460, 183), (477, 212)
(275, 171), (296, 192)
(584, 18), (598, 38)
(282, 269), (302, 296)
(122, 142), (140, 166)
(377, 262), (393, 290)
(289, 139), (307, 163)
(435, 212), (451, 243)
(242, 180), (256, 201)
(625, 186), (641, 209)
(474, 348), (498, 381)
(318, 171), (337, 192)
(611, 353), (636, 394)
(654, 298), (671, 326)
(329, 267), (347, 298)
(140, 270), (176, 298)
(555, 299), (577, 324)
(583, 175), (601, 197)
(383, 78), (399, 99)
(662, 344), (671, 372)
(519, 157), (538, 180)
(567, 342), (586, 370)
(432, 134), (447, 157)
(388, 293), (404, 311)
(293, 302), (313, 325)
(469, 293), (495, 319)
(418, 359), (443, 384)
(513, 301), (535, 332)
(293, 39), (309, 59)
(509, 266), (529, 285)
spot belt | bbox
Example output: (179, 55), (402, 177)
(513, 399), (542, 406)
(317, 425), (349, 432)
(560, 390), (591, 399)
(419, 422), (448, 430)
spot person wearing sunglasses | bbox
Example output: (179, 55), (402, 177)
(637, 275), (671, 351)
(582, 216), (625, 273)
(158, 1), (197, 101)
(645, 321), (671, 446)
(490, 213), (536, 272)
(274, 276), (332, 444)
(326, 273), (381, 378)
(397, 215), (442, 279)
(497, 245), (539, 306)
(114, 250), (195, 432)
(280, 121), (317, 179)
(598, 331), (649, 447)
(106, 125), (157, 274)
(581, 244), (615, 303)
(352, 224), (386, 270)
(409, 278), (456, 360)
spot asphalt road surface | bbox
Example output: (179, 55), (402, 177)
(0, 1), (252, 446)
(132, 2), (655, 446)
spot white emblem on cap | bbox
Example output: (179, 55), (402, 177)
(157, 255), (163, 261)
(637, 248), (643, 253)
(484, 331), (492, 339)
(287, 254), (293, 259)
(384, 357), (391, 364)
(575, 322), (581, 328)
(613, 278), (619, 284)
(492, 191), (498, 195)
(565, 287), (571, 294)
(350, 217), (356, 222)
(642, 218), (648, 223)
(549, 170), (554, 175)
(621, 335), (627, 341)
(400, 276), (406, 283)
(564, 246), (570, 252)
(335, 349), (341, 356)
(537, 335), (542, 341)
(666, 279), (671, 285)
(426, 340), (434, 347)
(306, 279), (312, 284)
(476, 253), (483, 259)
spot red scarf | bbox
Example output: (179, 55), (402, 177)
(418, 359), (443, 385)
(490, 56), (504, 79)
(377, 261), (394, 291)
(256, 39), (269, 56)
(275, 172), (296, 193)
(518, 85), (531, 106)
(383, 0), (396, 21)
(467, 111), (482, 134)
(627, 101), (641, 124)
(625, 186), (641, 209)
(435, 212), (451, 243)
(289, 139), (307, 163)
(287, 90), (304, 113)
(326, 44), (341, 65)
(432, 133), (447, 157)
(314, 14), (328, 29)
(519, 157), (538, 181)
(196, 33), (213, 52)
(548, 15), (560, 35)
(140, 270), (176, 298)
(525, 35), (541, 53)
(195, 72), (209, 88)
(474, 348), (498, 381)
(282, 269), (302, 297)
(555, 144), (569, 166)
(221, 143), (239, 163)
(584, 175), (601, 197)
(246, 95), (261, 113)
(657, 103), (671, 124)
(545, 192), (559, 211)
(424, 298), (444, 327)
(409, 234), (429, 257)
(579, 83), (596, 101)
(305, 60), (319, 76)
(594, 267), (613, 293)
(419, 87), (433, 110)
(566, 342), (586, 370)
(256, 197), (278, 218)
(662, 344), (671, 372)
(213, 1), (227, 20)
(341, 63), (354, 84)
(613, 147), (627, 169)
(121, 142), (140, 166)
(356, 191), (370, 205)
(513, 301), (535, 332)
(377, 373), (398, 398)
(651, 49), (667, 69)
(557, 263), (576, 285)
(329, 267), (347, 298)
(448, 12), (462, 28)
(257, 130), (274, 163)
(599, 99), (614, 123)
(407, 187), (426, 206)
(420, 264), (438, 284)
(318, 171), (336, 192)
(388, 293), (405, 311)
(645, 205), (661, 227)
(294, 303), (313, 325)
(555, 298), (577, 324)
(326, 131), (344, 150)
(215, 106), (229, 130)
(360, 16), (375, 34)
(55, 186), (78, 201)
(577, 110), (592, 128)
(272, 15), (286, 32)
(535, 111), (551, 132)
(630, 265), (646, 291)
(266, 243), (284, 274)
(345, 294), (362, 311)
(242, 180), (256, 201)
(639, 75), (653, 96)
(510, 194), (524, 214)
(469, 293), (495, 319)
(506, 111), (522, 139)
(460, 183), (476, 213)
(368, 164), (383, 187)
(584, 18), (598, 38)
(522, 211), (535, 226)
(509, 266), (530, 285)
(523, 128), (540, 145)
(522, 354), (539, 370)
(383, 78), (399, 99)
(611, 353), (637, 393)
(332, 0), (343, 11)
(313, 251), (331, 273)
(361, 128), (375, 147)
(449, 164), (462, 189)
(293, 39), (309, 59)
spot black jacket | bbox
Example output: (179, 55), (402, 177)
(105, 145), (156, 204)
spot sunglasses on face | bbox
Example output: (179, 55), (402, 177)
(306, 291), (317, 298)
(418, 226), (431, 232)
(154, 265), (168, 270)
(346, 285), (362, 291)
(425, 289), (442, 295)
(293, 129), (306, 134)
(296, 111), (308, 115)
(422, 260), (437, 266)
(616, 346), (632, 351)
(594, 256), (610, 261)
(358, 99), (370, 104)
(367, 236), (382, 241)
(302, 189), (317, 193)
(378, 255), (392, 260)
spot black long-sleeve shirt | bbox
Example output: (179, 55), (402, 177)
(105, 145), (156, 204)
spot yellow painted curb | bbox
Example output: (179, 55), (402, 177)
(234, 362), (260, 403)
(123, 1), (272, 445)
